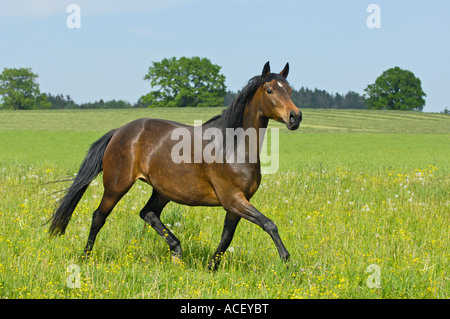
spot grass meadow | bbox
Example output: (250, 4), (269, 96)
(0, 108), (449, 298)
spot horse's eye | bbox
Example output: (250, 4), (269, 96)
(266, 89), (273, 94)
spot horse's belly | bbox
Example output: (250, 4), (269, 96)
(147, 169), (220, 206)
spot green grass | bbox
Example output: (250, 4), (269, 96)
(0, 108), (449, 298)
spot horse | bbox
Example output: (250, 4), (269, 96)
(48, 61), (302, 270)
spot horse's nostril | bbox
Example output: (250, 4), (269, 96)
(289, 111), (296, 124)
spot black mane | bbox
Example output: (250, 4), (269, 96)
(204, 73), (289, 130)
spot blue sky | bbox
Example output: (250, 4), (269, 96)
(1, 0), (449, 112)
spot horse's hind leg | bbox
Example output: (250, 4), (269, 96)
(83, 182), (133, 256)
(139, 190), (182, 260)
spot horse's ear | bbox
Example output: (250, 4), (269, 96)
(262, 61), (271, 77)
(280, 63), (289, 78)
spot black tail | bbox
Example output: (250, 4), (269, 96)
(48, 129), (116, 237)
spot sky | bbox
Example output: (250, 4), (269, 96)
(0, 0), (449, 112)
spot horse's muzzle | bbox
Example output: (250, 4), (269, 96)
(286, 110), (302, 130)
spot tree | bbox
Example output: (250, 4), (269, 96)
(364, 67), (426, 111)
(223, 90), (238, 106)
(140, 57), (226, 107)
(0, 67), (50, 110)
(342, 91), (366, 109)
(47, 93), (77, 109)
(290, 86), (366, 109)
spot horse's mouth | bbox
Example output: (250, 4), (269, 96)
(286, 122), (300, 130)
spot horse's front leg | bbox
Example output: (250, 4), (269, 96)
(208, 211), (241, 271)
(222, 193), (290, 263)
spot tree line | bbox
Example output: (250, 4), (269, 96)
(224, 88), (366, 109)
(48, 90), (367, 110)
(46, 88), (367, 110)
(46, 93), (137, 109)
(0, 57), (426, 111)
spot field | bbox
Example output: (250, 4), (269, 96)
(0, 108), (449, 299)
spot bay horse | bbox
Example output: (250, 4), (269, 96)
(49, 61), (302, 270)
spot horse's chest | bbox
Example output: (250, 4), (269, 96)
(230, 164), (261, 200)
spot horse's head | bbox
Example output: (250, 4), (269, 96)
(258, 62), (302, 130)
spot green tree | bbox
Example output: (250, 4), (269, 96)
(46, 93), (77, 109)
(140, 57), (226, 107)
(0, 67), (51, 110)
(364, 67), (426, 111)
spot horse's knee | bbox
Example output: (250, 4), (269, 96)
(140, 210), (158, 226)
(139, 209), (148, 220)
(263, 220), (278, 235)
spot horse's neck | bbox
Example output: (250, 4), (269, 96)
(242, 98), (269, 155)
(244, 96), (268, 127)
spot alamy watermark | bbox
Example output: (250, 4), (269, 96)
(170, 120), (280, 174)
(66, 4), (81, 29)
(65, 4), (380, 30)
(66, 264), (81, 288)
(366, 264), (381, 288)
(366, 4), (381, 29)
